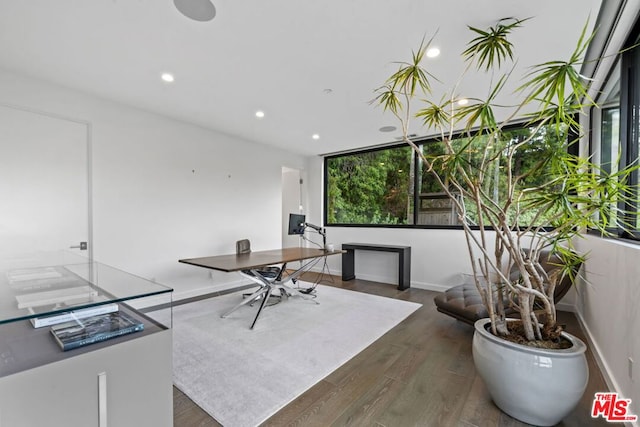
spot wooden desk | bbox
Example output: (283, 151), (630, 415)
(179, 247), (342, 272)
(179, 247), (343, 329)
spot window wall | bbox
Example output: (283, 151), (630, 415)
(623, 35), (640, 235)
(325, 145), (414, 225)
(590, 22), (640, 240)
(324, 123), (568, 228)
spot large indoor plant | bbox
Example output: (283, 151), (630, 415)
(374, 18), (637, 425)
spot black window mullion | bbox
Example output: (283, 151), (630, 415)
(620, 35), (640, 239)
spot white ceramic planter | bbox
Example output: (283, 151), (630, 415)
(472, 318), (589, 426)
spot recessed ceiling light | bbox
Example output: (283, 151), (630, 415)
(457, 98), (469, 106)
(161, 73), (175, 83)
(379, 126), (397, 132)
(255, 110), (265, 119)
(426, 47), (440, 58)
(312, 134), (320, 140)
(174, 0), (216, 22)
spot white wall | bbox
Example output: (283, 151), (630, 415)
(574, 236), (640, 419)
(323, 226), (472, 290)
(0, 68), (308, 300)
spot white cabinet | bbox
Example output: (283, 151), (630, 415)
(0, 329), (172, 427)
(0, 253), (173, 427)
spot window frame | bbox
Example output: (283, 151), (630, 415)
(323, 121), (574, 230)
(587, 18), (640, 242)
(323, 142), (420, 229)
(620, 31), (640, 240)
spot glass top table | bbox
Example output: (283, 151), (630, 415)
(0, 251), (173, 325)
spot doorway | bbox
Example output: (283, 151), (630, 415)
(0, 104), (92, 259)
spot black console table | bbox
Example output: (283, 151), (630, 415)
(341, 243), (411, 290)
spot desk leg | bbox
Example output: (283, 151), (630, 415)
(221, 285), (269, 318)
(398, 248), (411, 290)
(342, 249), (355, 281)
(250, 285), (274, 329)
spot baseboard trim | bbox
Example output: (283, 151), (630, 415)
(308, 266), (452, 293)
(573, 310), (636, 426)
(136, 279), (248, 311)
(556, 301), (576, 313)
(409, 282), (452, 292)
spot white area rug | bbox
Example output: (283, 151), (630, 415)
(151, 284), (421, 427)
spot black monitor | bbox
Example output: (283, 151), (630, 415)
(287, 213), (306, 235)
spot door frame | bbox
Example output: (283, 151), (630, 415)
(0, 102), (93, 260)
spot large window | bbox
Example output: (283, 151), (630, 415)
(624, 36), (640, 235)
(591, 60), (621, 230)
(325, 124), (567, 228)
(418, 126), (566, 227)
(589, 21), (640, 240)
(325, 145), (413, 225)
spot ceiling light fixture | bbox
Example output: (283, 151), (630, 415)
(379, 126), (397, 132)
(457, 98), (469, 106)
(255, 111), (265, 119)
(426, 47), (440, 58)
(161, 73), (175, 83)
(312, 134), (320, 140)
(174, 0), (216, 22)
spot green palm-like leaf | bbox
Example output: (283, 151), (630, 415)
(415, 99), (452, 129)
(455, 100), (497, 134)
(519, 20), (596, 111)
(525, 96), (583, 132)
(456, 74), (509, 133)
(387, 37), (440, 97)
(463, 18), (528, 70)
(369, 14), (640, 341)
(372, 84), (402, 115)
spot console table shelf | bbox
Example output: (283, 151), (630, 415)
(341, 243), (411, 290)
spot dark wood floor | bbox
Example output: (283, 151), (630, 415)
(172, 273), (617, 427)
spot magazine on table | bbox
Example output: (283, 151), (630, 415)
(50, 311), (144, 351)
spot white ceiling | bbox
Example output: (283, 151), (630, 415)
(0, 0), (602, 156)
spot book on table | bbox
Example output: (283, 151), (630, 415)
(50, 311), (144, 351)
(28, 300), (119, 328)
